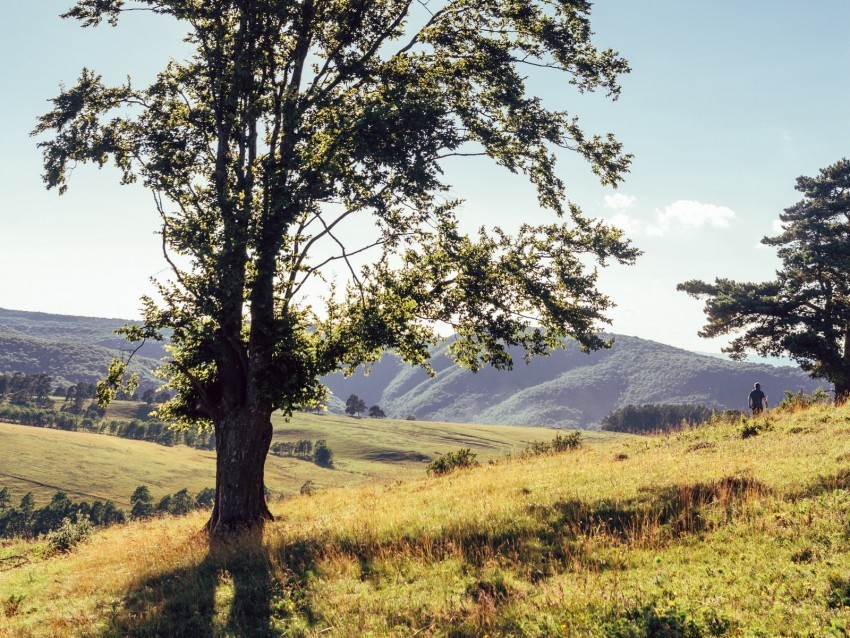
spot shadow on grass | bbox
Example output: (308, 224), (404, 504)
(532, 474), (769, 544)
(97, 475), (765, 636)
(98, 530), (281, 638)
(794, 466), (850, 500)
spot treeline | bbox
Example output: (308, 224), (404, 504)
(601, 404), (720, 434)
(344, 394), (385, 418)
(270, 439), (334, 467)
(0, 485), (215, 540)
(0, 401), (215, 449)
(0, 372), (53, 407)
(129, 485), (215, 520)
(0, 486), (124, 539)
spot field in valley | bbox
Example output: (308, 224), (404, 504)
(0, 408), (567, 507)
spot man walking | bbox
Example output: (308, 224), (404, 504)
(748, 382), (768, 416)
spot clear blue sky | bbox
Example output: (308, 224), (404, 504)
(1, 2), (849, 354)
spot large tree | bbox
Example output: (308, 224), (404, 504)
(679, 158), (850, 403)
(37, 0), (638, 535)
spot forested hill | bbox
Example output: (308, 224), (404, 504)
(323, 335), (826, 428)
(0, 308), (824, 427)
(0, 308), (162, 387)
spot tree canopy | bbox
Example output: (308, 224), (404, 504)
(679, 158), (850, 402)
(37, 0), (637, 534)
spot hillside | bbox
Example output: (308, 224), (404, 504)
(0, 412), (563, 507)
(324, 335), (825, 427)
(3, 403), (850, 636)
(0, 308), (825, 427)
(0, 308), (163, 388)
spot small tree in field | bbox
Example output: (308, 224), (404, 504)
(368, 404), (386, 418)
(39, 0), (637, 535)
(345, 394), (367, 417)
(679, 159), (850, 403)
(313, 439), (334, 467)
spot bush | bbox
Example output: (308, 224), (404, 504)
(196, 488), (216, 508)
(313, 440), (334, 467)
(427, 448), (479, 475)
(778, 388), (832, 410)
(740, 418), (773, 439)
(300, 480), (315, 496)
(46, 517), (92, 553)
(523, 431), (582, 457)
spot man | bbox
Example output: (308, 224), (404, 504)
(748, 382), (768, 416)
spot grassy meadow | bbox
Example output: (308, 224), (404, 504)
(4, 403), (850, 636)
(0, 407), (561, 507)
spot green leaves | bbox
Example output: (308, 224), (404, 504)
(41, 0), (636, 427)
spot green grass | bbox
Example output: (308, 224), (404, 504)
(0, 410), (566, 507)
(6, 404), (850, 636)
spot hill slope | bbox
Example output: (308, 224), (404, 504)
(324, 335), (824, 427)
(0, 412), (564, 506)
(0, 308), (164, 387)
(1, 308), (824, 427)
(3, 404), (850, 636)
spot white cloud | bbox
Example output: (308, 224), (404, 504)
(657, 200), (735, 229)
(604, 199), (736, 238)
(646, 200), (736, 237)
(772, 219), (786, 234)
(607, 212), (644, 235)
(603, 193), (636, 211)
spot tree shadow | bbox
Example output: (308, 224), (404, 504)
(96, 475), (766, 636)
(99, 530), (281, 638)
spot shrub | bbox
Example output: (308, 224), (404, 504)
(778, 388), (832, 410)
(523, 431), (582, 457)
(741, 419), (773, 439)
(196, 488), (216, 508)
(300, 480), (315, 496)
(46, 517), (92, 554)
(427, 448), (479, 475)
(313, 440), (334, 467)
(551, 431), (582, 452)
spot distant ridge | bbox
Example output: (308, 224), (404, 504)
(323, 335), (825, 428)
(0, 308), (163, 388)
(0, 308), (825, 427)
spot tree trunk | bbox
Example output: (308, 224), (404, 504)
(836, 380), (850, 405)
(839, 324), (850, 405)
(206, 407), (275, 536)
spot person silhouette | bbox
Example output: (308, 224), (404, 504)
(748, 382), (767, 416)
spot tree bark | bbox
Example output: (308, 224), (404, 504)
(206, 407), (275, 536)
(838, 323), (850, 405)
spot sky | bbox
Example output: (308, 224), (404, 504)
(1, 1), (849, 356)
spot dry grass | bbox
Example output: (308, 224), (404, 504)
(4, 404), (850, 636)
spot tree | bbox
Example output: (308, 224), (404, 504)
(130, 485), (154, 519)
(313, 439), (334, 467)
(170, 488), (196, 515)
(679, 158), (850, 402)
(39, 0), (637, 535)
(345, 394), (367, 417)
(141, 389), (157, 405)
(368, 404), (386, 418)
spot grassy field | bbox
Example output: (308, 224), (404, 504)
(0, 410), (565, 507)
(4, 404), (850, 636)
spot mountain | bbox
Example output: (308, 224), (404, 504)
(0, 308), (163, 388)
(0, 308), (825, 427)
(323, 335), (826, 428)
